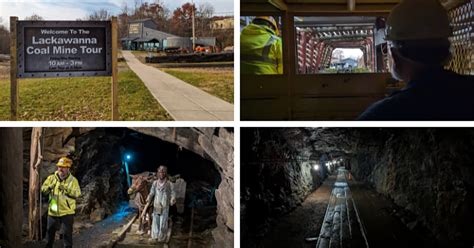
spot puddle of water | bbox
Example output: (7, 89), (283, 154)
(335, 182), (348, 187)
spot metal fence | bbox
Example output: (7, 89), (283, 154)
(446, 0), (473, 75)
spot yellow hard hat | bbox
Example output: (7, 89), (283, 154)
(56, 157), (72, 168)
(253, 16), (279, 35)
(385, 0), (451, 41)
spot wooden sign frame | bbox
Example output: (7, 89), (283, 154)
(10, 17), (119, 121)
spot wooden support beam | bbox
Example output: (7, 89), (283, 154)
(10, 17), (18, 121)
(0, 128), (23, 247)
(284, 11), (296, 119)
(269, 0), (288, 11)
(348, 0), (356, 11)
(28, 127), (42, 240)
(111, 16), (119, 121)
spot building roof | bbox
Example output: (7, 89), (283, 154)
(121, 37), (138, 41)
(142, 27), (179, 40)
(129, 18), (155, 24)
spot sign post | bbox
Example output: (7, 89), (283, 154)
(111, 17), (118, 121)
(10, 16), (18, 121)
(10, 18), (118, 120)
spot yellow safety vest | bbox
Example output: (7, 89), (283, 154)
(41, 171), (81, 217)
(240, 24), (283, 75)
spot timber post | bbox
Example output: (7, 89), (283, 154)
(10, 16), (18, 121)
(0, 128), (23, 247)
(111, 16), (119, 121)
(28, 127), (42, 240)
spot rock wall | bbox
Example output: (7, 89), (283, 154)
(349, 129), (474, 242)
(73, 128), (127, 222)
(241, 128), (324, 247)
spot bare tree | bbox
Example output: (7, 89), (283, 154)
(86, 9), (112, 21)
(196, 3), (214, 37)
(118, 2), (131, 38)
(25, 14), (44, 21)
(0, 24), (10, 54)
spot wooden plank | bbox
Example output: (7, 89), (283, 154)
(241, 98), (290, 120)
(114, 213), (137, 244)
(292, 96), (381, 120)
(284, 0), (399, 3)
(10, 17), (18, 121)
(288, 3), (395, 13)
(270, 0), (289, 10)
(293, 73), (389, 96)
(348, 0), (356, 11)
(241, 4), (282, 13)
(241, 75), (288, 98)
(286, 12), (297, 119)
(28, 127), (42, 240)
(111, 17), (119, 121)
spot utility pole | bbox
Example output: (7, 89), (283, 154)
(192, 0), (196, 51)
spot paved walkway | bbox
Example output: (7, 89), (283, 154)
(122, 51), (233, 121)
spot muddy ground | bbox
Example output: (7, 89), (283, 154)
(260, 175), (335, 248)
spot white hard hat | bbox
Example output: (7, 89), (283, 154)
(385, 0), (452, 41)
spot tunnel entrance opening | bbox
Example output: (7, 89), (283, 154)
(295, 16), (383, 74)
(116, 128), (221, 229)
(22, 127), (222, 247)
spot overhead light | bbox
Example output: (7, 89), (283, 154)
(314, 164), (320, 170)
(125, 153), (132, 161)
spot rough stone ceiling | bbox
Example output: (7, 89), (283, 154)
(274, 128), (357, 158)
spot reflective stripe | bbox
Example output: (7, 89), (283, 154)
(241, 54), (277, 64)
(262, 35), (278, 60)
(241, 35), (280, 65)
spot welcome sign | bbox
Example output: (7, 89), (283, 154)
(17, 21), (112, 78)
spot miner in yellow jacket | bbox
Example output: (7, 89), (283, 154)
(41, 157), (81, 248)
(241, 16), (283, 74)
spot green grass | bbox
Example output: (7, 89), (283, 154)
(161, 68), (234, 103)
(0, 63), (172, 121)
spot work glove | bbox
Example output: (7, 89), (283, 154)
(170, 198), (176, 206)
(58, 184), (66, 192)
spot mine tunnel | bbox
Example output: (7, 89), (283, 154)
(0, 127), (234, 248)
(241, 128), (474, 248)
(240, 0), (474, 120)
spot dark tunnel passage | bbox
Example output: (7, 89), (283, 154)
(115, 128), (221, 191)
(21, 127), (222, 247)
(241, 128), (474, 248)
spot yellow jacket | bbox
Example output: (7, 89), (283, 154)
(240, 23), (283, 74)
(41, 171), (81, 217)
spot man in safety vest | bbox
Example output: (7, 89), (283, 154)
(358, 0), (474, 120)
(41, 157), (81, 248)
(241, 16), (283, 74)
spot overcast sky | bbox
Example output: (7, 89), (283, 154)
(333, 48), (363, 60)
(0, 0), (234, 27)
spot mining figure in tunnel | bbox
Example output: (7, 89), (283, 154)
(358, 0), (474, 120)
(147, 165), (176, 242)
(40, 157), (81, 248)
(127, 174), (153, 235)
